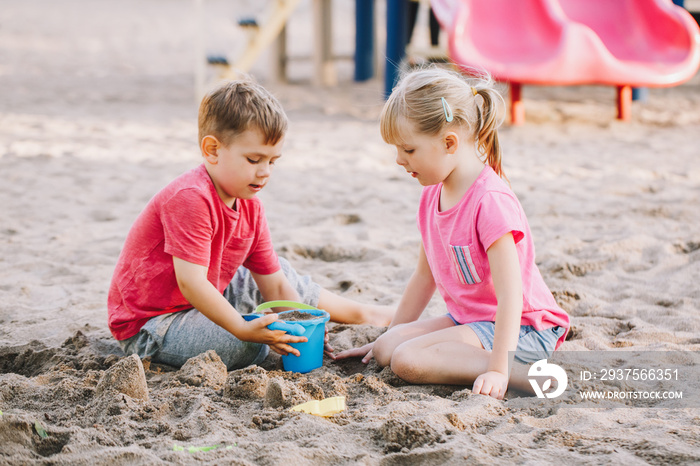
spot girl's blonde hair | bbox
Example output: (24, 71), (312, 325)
(380, 67), (507, 180)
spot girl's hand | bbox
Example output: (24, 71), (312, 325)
(334, 342), (375, 364)
(472, 371), (509, 400)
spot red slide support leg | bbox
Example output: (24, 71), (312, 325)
(616, 85), (632, 121)
(510, 82), (525, 125)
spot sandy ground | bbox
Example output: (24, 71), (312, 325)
(1, 0), (699, 464)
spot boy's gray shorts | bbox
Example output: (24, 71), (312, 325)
(118, 258), (320, 370)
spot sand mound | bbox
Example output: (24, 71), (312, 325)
(176, 350), (228, 389)
(3, 328), (699, 463)
(95, 354), (149, 401)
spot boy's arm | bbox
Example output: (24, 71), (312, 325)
(249, 269), (302, 305)
(472, 232), (523, 399)
(172, 256), (307, 355)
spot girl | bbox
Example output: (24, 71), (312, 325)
(336, 68), (569, 399)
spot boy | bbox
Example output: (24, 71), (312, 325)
(108, 80), (391, 370)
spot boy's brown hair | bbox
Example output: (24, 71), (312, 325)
(198, 80), (288, 146)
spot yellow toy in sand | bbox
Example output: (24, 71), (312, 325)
(290, 396), (346, 417)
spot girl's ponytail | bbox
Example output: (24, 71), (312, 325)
(474, 87), (507, 182)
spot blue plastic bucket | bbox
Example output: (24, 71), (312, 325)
(277, 308), (330, 373)
(249, 301), (331, 374)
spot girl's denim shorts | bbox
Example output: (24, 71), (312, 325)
(447, 313), (567, 364)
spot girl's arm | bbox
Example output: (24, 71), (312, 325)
(472, 232), (523, 399)
(390, 242), (437, 326)
(335, 242), (436, 362)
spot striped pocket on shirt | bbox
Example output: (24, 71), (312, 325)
(450, 245), (482, 285)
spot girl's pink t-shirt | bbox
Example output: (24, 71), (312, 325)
(108, 164), (280, 341)
(418, 166), (569, 348)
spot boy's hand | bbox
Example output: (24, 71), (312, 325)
(472, 371), (508, 400)
(334, 342), (374, 364)
(240, 313), (308, 356)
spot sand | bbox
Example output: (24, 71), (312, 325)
(1, 0), (699, 464)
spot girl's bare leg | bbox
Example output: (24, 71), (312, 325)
(389, 325), (538, 393)
(373, 315), (455, 367)
(389, 325), (488, 384)
(317, 289), (394, 326)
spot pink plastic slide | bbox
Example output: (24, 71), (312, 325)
(431, 0), (700, 124)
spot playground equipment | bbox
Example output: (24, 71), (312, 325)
(194, 0), (342, 99)
(430, 0), (700, 124)
(226, 0), (303, 81)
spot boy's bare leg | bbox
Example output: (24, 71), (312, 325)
(317, 289), (394, 326)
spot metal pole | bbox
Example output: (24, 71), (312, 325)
(354, 0), (375, 81)
(385, 0), (408, 98)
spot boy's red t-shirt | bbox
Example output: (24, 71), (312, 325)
(108, 164), (280, 340)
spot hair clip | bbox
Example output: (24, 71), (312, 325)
(472, 87), (478, 96)
(441, 97), (454, 122)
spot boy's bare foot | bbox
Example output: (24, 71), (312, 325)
(317, 289), (395, 326)
(360, 304), (394, 326)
